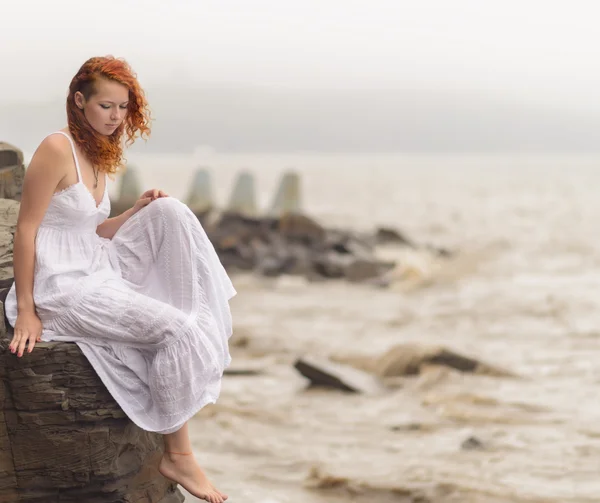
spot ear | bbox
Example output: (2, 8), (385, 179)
(74, 91), (85, 110)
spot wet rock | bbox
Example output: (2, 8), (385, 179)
(312, 251), (354, 278)
(375, 226), (415, 247)
(345, 258), (395, 282)
(278, 213), (326, 245)
(223, 364), (264, 376)
(206, 211), (397, 283)
(294, 356), (384, 394)
(0, 334), (184, 503)
(374, 343), (515, 378)
(461, 435), (485, 451)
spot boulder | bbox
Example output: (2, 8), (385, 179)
(0, 200), (18, 303)
(373, 343), (515, 378)
(0, 332), (184, 503)
(374, 226), (414, 247)
(344, 258), (395, 282)
(294, 356), (384, 394)
(278, 213), (326, 245)
(0, 142), (25, 202)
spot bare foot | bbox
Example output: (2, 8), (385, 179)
(159, 452), (228, 503)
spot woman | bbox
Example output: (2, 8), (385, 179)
(5, 56), (234, 503)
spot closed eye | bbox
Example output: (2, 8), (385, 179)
(100, 103), (129, 109)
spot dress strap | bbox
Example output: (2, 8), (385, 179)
(49, 131), (83, 183)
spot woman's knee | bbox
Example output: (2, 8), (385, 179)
(146, 196), (190, 222)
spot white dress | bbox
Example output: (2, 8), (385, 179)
(4, 131), (236, 434)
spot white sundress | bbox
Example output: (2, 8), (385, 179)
(4, 131), (236, 434)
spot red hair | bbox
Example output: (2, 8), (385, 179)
(66, 56), (151, 175)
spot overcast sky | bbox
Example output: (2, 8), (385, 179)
(1, 0), (598, 113)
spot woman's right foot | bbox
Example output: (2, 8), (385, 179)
(159, 452), (228, 503)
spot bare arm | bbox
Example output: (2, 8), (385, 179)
(96, 188), (168, 240)
(10, 135), (70, 356)
(96, 206), (140, 239)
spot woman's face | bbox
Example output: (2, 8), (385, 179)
(75, 77), (129, 136)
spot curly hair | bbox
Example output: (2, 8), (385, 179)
(66, 56), (151, 175)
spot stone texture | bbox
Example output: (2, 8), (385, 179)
(0, 320), (184, 503)
(0, 200), (18, 303)
(0, 143), (25, 202)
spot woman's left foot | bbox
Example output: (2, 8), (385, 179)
(159, 452), (228, 503)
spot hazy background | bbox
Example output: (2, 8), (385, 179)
(5, 3), (600, 502)
(2, 0), (600, 154)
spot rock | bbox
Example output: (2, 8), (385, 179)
(0, 142), (25, 202)
(326, 231), (375, 258)
(312, 251), (354, 278)
(375, 226), (414, 247)
(207, 212), (391, 281)
(374, 343), (514, 378)
(344, 258), (395, 282)
(461, 435), (485, 451)
(209, 212), (272, 245)
(0, 332), (185, 503)
(256, 254), (294, 277)
(223, 365), (264, 376)
(278, 213), (326, 245)
(0, 200), (18, 303)
(294, 356), (384, 394)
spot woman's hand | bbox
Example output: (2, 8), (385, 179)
(10, 310), (43, 357)
(141, 188), (169, 201)
(133, 189), (169, 213)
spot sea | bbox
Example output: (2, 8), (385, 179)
(83, 151), (600, 502)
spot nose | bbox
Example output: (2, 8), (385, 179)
(110, 108), (121, 121)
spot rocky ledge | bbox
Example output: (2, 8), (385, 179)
(0, 333), (184, 503)
(0, 197), (183, 503)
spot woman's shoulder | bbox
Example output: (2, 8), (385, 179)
(34, 131), (73, 161)
(26, 131), (73, 176)
(38, 130), (72, 151)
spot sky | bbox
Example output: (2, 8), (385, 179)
(1, 0), (599, 113)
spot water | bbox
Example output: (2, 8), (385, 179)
(118, 153), (600, 502)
